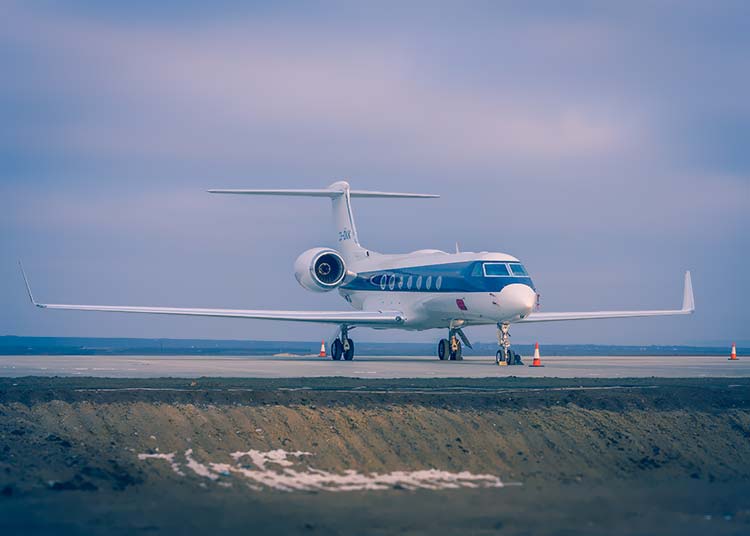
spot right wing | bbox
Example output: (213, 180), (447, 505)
(19, 263), (403, 326)
(518, 271), (694, 323)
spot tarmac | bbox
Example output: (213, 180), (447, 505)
(0, 354), (746, 378)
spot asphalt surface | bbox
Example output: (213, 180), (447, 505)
(0, 353), (746, 378)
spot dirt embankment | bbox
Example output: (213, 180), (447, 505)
(0, 377), (749, 535)
(1, 377), (749, 490)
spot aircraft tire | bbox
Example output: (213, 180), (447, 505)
(438, 339), (449, 360)
(343, 339), (355, 361)
(331, 339), (343, 360)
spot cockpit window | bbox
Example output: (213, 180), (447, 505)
(471, 263), (483, 277)
(483, 263), (510, 277)
(509, 263), (529, 276)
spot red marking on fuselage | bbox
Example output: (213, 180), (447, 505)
(456, 298), (467, 311)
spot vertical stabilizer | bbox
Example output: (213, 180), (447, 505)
(328, 181), (367, 262)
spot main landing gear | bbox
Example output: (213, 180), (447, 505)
(331, 325), (355, 361)
(496, 322), (523, 366)
(437, 330), (463, 361)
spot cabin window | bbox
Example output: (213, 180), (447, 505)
(509, 263), (529, 277)
(388, 274), (396, 290)
(416, 275), (423, 290)
(380, 274), (387, 290)
(407, 276), (413, 289)
(436, 276), (442, 290)
(397, 275), (404, 289)
(483, 263), (510, 277)
(426, 276), (432, 290)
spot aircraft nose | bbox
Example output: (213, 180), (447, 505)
(498, 284), (536, 319)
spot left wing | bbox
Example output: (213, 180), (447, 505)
(518, 271), (694, 323)
(19, 263), (403, 326)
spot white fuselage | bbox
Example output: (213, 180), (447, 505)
(338, 249), (538, 330)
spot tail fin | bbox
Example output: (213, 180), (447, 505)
(208, 181), (439, 262)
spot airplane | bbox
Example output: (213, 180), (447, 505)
(20, 180), (694, 363)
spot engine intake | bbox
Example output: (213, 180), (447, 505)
(294, 248), (347, 292)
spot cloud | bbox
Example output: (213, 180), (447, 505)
(1, 3), (642, 169)
(1, 2), (747, 344)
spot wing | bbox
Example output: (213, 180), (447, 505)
(518, 271), (694, 323)
(19, 263), (403, 326)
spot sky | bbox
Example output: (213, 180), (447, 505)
(1, 1), (748, 345)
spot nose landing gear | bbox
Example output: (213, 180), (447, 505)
(331, 325), (355, 361)
(496, 322), (523, 366)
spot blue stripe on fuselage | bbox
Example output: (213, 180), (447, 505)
(341, 261), (535, 293)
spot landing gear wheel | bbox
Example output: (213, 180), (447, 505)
(496, 348), (510, 366)
(450, 339), (463, 361)
(331, 339), (343, 361)
(343, 338), (355, 361)
(438, 339), (449, 360)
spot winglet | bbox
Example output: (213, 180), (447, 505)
(18, 261), (42, 308)
(682, 270), (695, 313)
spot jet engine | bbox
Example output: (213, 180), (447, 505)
(294, 247), (347, 292)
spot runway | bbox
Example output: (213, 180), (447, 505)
(0, 354), (746, 378)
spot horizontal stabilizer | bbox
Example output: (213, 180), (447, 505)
(350, 190), (439, 198)
(208, 188), (438, 199)
(208, 189), (341, 197)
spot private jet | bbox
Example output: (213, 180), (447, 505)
(21, 181), (694, 363)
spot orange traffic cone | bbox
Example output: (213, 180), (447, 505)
(319, 340), (327, 358)
(729, 343), (738, 361)
(530, 342), (543, 367)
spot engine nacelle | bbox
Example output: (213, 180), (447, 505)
(294, 247), (347, 292)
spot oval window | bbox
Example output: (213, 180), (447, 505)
(436, 276), (442, 290)
(426, 276), (432, 290)
(388, 274), (396, 290)
(416, 276), (423, 290)
(380, 274), (387, 290)
(398, 276), (404, 289)
(407, 276), (413, 289)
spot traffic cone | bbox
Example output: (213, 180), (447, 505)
(319, 340), (327, 358)
(729, 343), (738, 361)
(530, 342), (543, 367)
